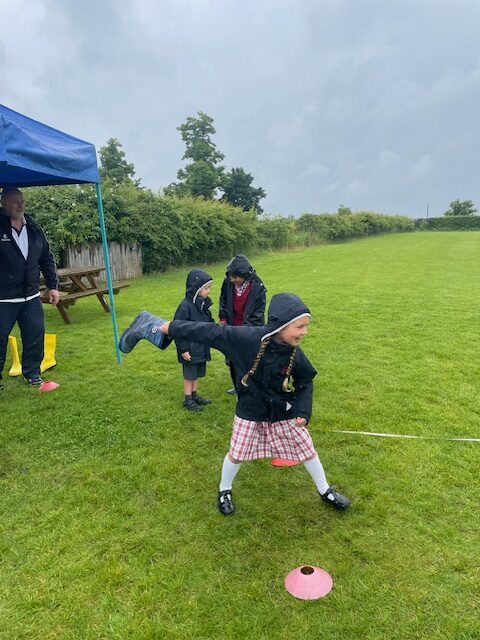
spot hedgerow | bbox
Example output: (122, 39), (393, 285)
(23, 183), (414, 273)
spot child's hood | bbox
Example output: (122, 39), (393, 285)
(185, 269), (213, 303)
(262, 293), (311, 341)
(226, 254), (255, 279)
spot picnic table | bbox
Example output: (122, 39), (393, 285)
(41, 266), (129, 324)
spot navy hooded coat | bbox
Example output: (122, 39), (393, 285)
(169, 293), (317, 422)
(218, 255), (266, 326)
(173, 269), (214, 364)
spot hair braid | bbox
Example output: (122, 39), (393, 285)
(241, 337), (270, 387)
(282, 347), (297, 392)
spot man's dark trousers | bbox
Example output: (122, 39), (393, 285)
(0, 298), (45, 381)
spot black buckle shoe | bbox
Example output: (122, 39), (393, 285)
(183, 399), (203, 412)
(193, 394), (211, 405)
(321, 486), (351, 510)
(218, 489), (235, 515)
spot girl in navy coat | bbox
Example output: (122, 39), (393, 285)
(160, 293), (351, 515)
(219, 254), (266, 394)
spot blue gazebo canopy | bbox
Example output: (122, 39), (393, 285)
(0, 104), (122, 362)
(0, 104), (99, 187)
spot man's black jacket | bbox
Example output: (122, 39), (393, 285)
(0, 212), (58, 299)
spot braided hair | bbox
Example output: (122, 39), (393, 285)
(240, 337), (297, 392)
(282, 347), (297, 392)
(241, 337), (270, 387)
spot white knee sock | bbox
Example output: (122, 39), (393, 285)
(219, 455), (242, 491)
(303, 455), (329, 495)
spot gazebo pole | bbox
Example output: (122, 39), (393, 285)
(95, 182), (122, 364)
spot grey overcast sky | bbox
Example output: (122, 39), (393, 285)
(2, 0), (480, 217)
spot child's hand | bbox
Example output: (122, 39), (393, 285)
(182, 351), (192, 361)
(295, 417), (307, 427)
(159, 321), (170, 334)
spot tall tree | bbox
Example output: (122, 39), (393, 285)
(444, 199), (477, 216)
(168, 112), (224, 199)
(99, 138), (138, 184)
(221, 167), (266, 213)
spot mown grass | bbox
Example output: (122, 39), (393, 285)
(1, 232), (479, 639)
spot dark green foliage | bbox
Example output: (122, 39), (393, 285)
(416, 215), (480, 231)
(221, 167), (266, 213)
(99, 138), (138, 185)
(443, 199), (477, 216)
(24, 181), (415, 273)
(23, 184), (99, 261)
(168, 112), (225, 199)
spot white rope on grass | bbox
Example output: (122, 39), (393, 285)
(331, 429), (480, 443)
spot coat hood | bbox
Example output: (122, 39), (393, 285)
(226, 254), (255, 279)
(262, 293), (311, 341)
(185, 269), (213, 304)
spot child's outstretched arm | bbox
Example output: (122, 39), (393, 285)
(160, 319), (261, 358)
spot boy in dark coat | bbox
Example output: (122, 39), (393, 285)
(173, 269), (214, 412)
(218, 255), (266, 393)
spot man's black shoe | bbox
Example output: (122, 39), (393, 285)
(218, 489), (235, 515)
(193, 394), (211, 405)
(321, 486), (351, 510)
(183, 398), (203, 412)
(26, 377), (43, 387)
(226, 388), (237, 395)
(0, 382), (5, 392)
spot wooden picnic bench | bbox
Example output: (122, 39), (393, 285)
(41, 266), (129, 324)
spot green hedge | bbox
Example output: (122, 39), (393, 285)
(23, 183), (414, 273)
(415, 216), (480, 231)
(297, 211), (414, 241)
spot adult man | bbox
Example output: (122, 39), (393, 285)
(0, 187), (59, 390)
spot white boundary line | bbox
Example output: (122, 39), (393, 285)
(331, 429), (480, 443)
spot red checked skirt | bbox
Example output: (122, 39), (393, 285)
(229, 415), (316, 462)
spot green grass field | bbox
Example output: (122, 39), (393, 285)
(1, 232), (480, 639)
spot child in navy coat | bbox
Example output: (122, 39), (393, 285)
(173, 269), (215, 412)
(160, 293), (351, 515)
(119, 269), (214, 412)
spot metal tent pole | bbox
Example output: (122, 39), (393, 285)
(95, 182), (122, 364)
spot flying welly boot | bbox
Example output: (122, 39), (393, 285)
(119, 311), (171, 353)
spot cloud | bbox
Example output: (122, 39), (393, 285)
(2, 0), (480, 217)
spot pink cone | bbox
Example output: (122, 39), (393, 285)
(39, 380), (60, 392)
(271, 458), (300, 467)
(285, 565), (333, 600)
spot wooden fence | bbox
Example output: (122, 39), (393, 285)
(63, 242), (142, 281)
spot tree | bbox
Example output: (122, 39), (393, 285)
(169, 112), (224, 199)
(337, 204), (352, 216)
(220, 167), (266, 213)
(99, 138), (138, 184)
(444, 199), (477, 216)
